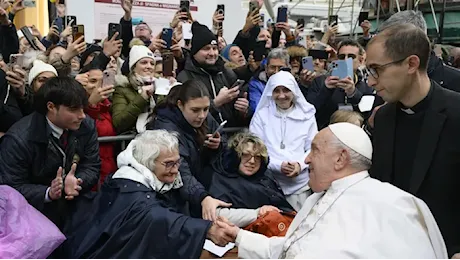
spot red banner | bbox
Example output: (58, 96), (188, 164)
(94, 0), (198, 11)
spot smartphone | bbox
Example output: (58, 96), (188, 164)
(329, 15), (338, 26)
(182, 22), (193, 40)
(108, 23), (122, 40)
(276, 6), (288, 23)
(297, 18), (305, 28)
(9, 54), (24, 68)
(23, 0), (36, 7)
(20, 26), (39, 50)
(161, 28), (173, 49)
(216, 4), (225, 29)
(132, 17), (144, 26)
(103, 70), (116, 87)
(249, 0), (258, 13)
(231, 79), (245, 90)
(211, 120), (227, 138)
(179, 0), (190, 13)
(302, 56), (314, 71)
(260, 13), (265, 28)
(65, 15), (77, 28)
(72, 25), (85, 41)
(253, 40), (267, 62)
(358, 12), (369, 24)
(53, 17), (64, 33)
(162, 53), (174, 77)
(330, 58), (353, 79)
(309, 49), (329, 60)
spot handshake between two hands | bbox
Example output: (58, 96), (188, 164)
(207, 216), (240, 247)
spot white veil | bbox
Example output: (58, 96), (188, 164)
(254, 71), (316, 118)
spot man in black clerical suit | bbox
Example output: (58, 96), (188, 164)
(366, 24), (460, 258)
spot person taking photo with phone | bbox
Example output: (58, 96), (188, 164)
(177, 22), (253, 128)
(308, 39), (377, 129)
(147, 79), (233, 221)
(76, 63), (117, 189)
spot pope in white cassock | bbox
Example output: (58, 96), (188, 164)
(221, 122), (447, 258)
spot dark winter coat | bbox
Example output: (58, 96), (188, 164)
(0, 112), (100, 227)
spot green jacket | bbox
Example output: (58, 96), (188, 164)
(111, 75), (149, 134)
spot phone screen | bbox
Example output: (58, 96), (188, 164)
(72, 25), (84, 41)
(329, 15), (338, 26)
(277, 7), (288, 23)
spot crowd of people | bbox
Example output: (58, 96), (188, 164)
(1, 0), (460, 258)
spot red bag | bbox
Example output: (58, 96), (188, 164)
(244, 211), (296, 237)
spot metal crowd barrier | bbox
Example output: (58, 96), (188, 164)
(97, 127), (246, 150)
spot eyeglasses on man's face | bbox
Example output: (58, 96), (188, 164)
(365, 57), (407, 79)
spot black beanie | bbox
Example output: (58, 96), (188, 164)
(80, 44), (103, 68)
(190, 22), (217, 56)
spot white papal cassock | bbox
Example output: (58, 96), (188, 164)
(235, 171), (447, 259)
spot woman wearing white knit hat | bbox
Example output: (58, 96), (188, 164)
(112, 45), (158, 134)
(28, 60), (58, 92)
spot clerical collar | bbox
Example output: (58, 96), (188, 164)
(46, 117), (64, 139)
(398, 83), (434, 114)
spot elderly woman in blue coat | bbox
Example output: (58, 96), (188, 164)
(61, 130), (233, 258)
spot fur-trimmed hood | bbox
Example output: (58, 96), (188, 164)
(115, 74), (131, 88)
(287, 45), (308, 58)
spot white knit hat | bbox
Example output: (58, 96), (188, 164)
(329, 122), (373, 160)
(129, 45), (155, 70)
(28, 60), (58, 84)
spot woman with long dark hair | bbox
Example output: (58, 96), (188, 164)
(147, 79), (231, 220)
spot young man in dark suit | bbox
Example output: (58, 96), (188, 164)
(0, 77), (100, 229)
(366, 23), (460, 258)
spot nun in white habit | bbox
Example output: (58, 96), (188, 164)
(249, 71), (318, 211)
(226, 123), (447, 259)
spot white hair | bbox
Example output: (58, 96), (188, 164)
(132, 130), (179, 171)
(267, 48), (290, 67)
(329, 134), (372, 171)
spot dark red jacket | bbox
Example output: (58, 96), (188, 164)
(85, 99), (117, 188)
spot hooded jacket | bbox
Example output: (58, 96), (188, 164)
(149, 106), (224, 216)
(209, 148), (294, 212)
(248, 70), (268, 114)
(250, 71), (318, 195)
(111, 74), (150, 134)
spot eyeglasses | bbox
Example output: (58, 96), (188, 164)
(337, 53), (357, 60)
(161, 158), (182, 170)
(365, 57), (407, 79)
(241, 153), (262, 163)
